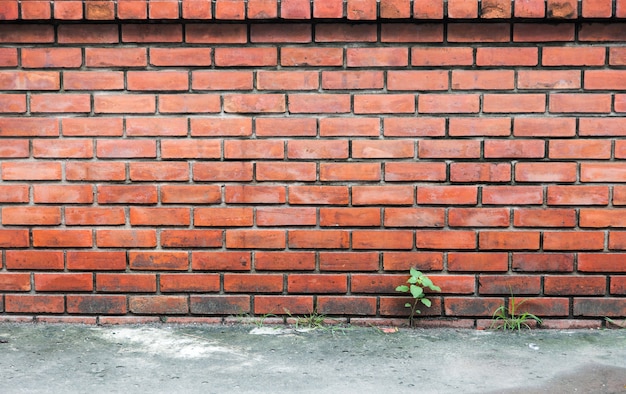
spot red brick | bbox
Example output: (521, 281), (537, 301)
(481, 0), (512, 18)
(195, 207), (253, 227)
(388, 70), (447, 91)
(58, 24), (118, 43)
(484, 94), (546, 113)
(191, 118), (251, 137)
(194, 162), (253, 181)
(384, 208), (444, 227)
(514, 23), (575, 41)
(543, 47), (606, 66)
(580, 209), (626, 228)
(479, 275), (541, 295)
(0, 117), (57, 137)
(0, 229), (29, 248)
(518, 70), (580, 90)
(446, 297), (505, 317)
(288, 186), (349, 205)
(321, 207), (381, 227)
(185, 24), (246, 44)
(32, 229), (92, 248)
(149, 0), (179, 18)
(127, 71), (188, 91)
(98, 185), (157, 204)
(0, 185), (28, 203)
(547, 0), (578, 18)
(448, 252), (508, 272)
(0, 0), (18, 19)
(96, 230), (157, 248)
(255, 70), (316, 90)
(6, 251), (63, 270)
(129, 296), (188, 314)
(161, 230), (222, 248)
(413, 0), (443, 18)
(149, 48), (212, 66)
(0, 138), (28, 156)
(515, 162), (576, 183)
(512, 253), (574, 272)
(417, 186), (477, 205)
(550, 93), (611, 113)
(617, 95), (626, 112)
(514, 209), (577, 227)
(611, 276), (626, 294)
(288, 274), (347, 294)
(2, 162), (61, 180)
(550, 140), (610, 159)
(97, 140), (156, 158)
(161, 139), (220, 159)
(117, 0), (147, 19)
(382, 252), (442, 271)
(448, 208), (510, 227)
(130, 207), (190, 227)
(613, 186), (626, 206)
(0, 273), (31, 291)
(582, 0), (613, 17)
(545, 276), (606, 296)
(482, 186), (543, 205)
(0, 48), (18, 66)
(381, 24), (441, 42)
(63, 71), (123, 90)
(65, 207), (125, 226)
(585, 70), (626, 90)
(161, 274), (220, 293)
(181, 0), (211, 19)
(281, 47), (343, 66)
(419, 94), (479, 114)
(248, 0), (278, 18)
(384, 118), (445, 137)
(419, 140), (480, 159)
(33, 139), (93, 158)
(2, 206), (60, 226)
(85, 47), (147, 67)
(94, 94), (155, 114)
(31, 93), (90, 113)
(21, 48), (81, 68)
(257, 162), (316, 181)
(514, 117), (576, 137)
(254, 296), (312, 315)
(412, 47), (473, 66)
(85, 1), (115, 19)
(581, 118), (626, 137)
(192, 251), (251, 271)
(289, 94), (350, 113)
(579, 253), (626, 271)
(129, 162), (189, 181)
(589, 163), (626, 182)
(251, 24), (311, 43)
(352, 140), (414, 159)
(320, 163), (380, 181)
(319, 252), (378, 272)
(574, 298), (626, 317)
(5, 295), (64, 314)
(385, 162), (447, 182)
(61, 118), (122, 137)
(127, 118), (188, 137)
(191, 295), (250, 314)
(288, 140), (348, 159)
(289, 230), (350, 249)
(543, 231), (605, 250)
(0, 25), (54, 43)
(485, 140), (545, 159)
(351, 274), (406, 294)
(416, 230), (476, 249)
(224, 94), (285, 113)
(225, 140), (284, 159)
(67, 162), (126, 182)
(347, 48), (408, 67)
(129, 251), (188, 271)
(224, 185), (285, 204)
(476, 47), (538, 66)
(451, 70), (514, 90)
(214, 0), (245, 19)
(479, 231), (540, 250)
(450, 163), (511, 183)
(226, 230), (285, 249)
(316, 24), (377, 42)
(514, 0), (545, 17)
(224, 274), (283, 293)
(66, 251), (126, 271)
(449, 118), (510, 137)
(257, 207), (317, 226)
(320, 117), (379, 136)
(547, 186), (609, 205)
(347, 0), (377, 20)
(159, 94), (220, 113)
(448, 23), (510, 42)
(319, 296), (376, 316)
(215, 47), (277, 67)
(0, 71), (59, 90)
(33, 185), (93, 204)
(353, 186), (414, 205)
(122, 24), (182, 42)
(255, 251), (316, 271)
(192, 70), (253, 90)
(35, 273), (92, 292)
(448, 0), (478, 18)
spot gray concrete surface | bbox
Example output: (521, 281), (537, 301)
(0, 323), (625, 393)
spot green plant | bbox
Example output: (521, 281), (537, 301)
(395, 268), (441, 327)
(285, 309), (327, 330)
(605, 317), (626, 328)
(490, 294), (542, 331)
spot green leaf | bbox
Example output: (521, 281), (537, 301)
(421, 276), (433, 288)
(407, 277), (418, 284)
(396, 285), (409, 293)
(421, 298), (432, 307)
(410, 284), (423, 298)
(405, 303), (411, 308)
(429, 284), (442, 292)
(409, 268), (421, 278)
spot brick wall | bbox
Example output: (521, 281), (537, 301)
(0, 0), (625, 327)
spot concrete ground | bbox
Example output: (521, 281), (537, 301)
(0, 323), (625, 393)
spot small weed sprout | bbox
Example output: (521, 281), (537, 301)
(491, 294), (542, 331)
(395, 268), (441, 327)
